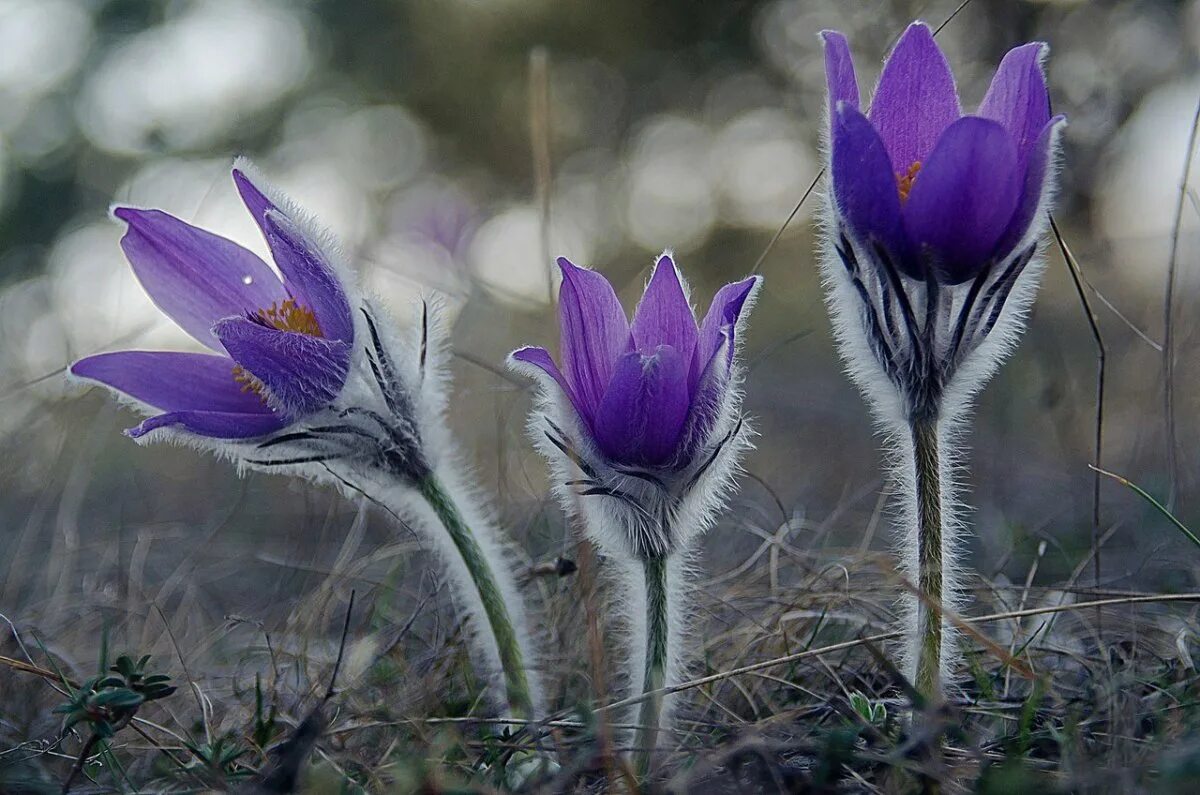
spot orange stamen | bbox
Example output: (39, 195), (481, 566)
(254, 298), (322, 337)
(230, 299), (323, 401)
(897, 161), (922, 203)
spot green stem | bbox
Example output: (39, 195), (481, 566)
(911, 417), (943, 704)
(418, 476), (533, 719)
(635, 554), (669, 778)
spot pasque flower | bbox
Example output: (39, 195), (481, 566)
(823, 22), (1064, 417)
(69, 162), (542, 721)
(818, 23), (1064, 706)
(513, 255), (758, 474)
(71, 169), (353, 440)
(511, 254), (760, 772)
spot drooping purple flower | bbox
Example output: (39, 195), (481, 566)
(70, 168), (354, 440)
(823, 22), (1064, 284)
(512, 255), (759, 468)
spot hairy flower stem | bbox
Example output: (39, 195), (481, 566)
(418, 476), (533, 719)
(910, 417), (944, 704)
(635, 554), (670, 777)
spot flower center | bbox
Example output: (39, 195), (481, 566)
(897, 161), (922, 203)
(254, 298), (322, 336)
(231, 298), (323, 401)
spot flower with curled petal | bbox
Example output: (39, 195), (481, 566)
(510, 253), (761, 771)
(511, 253), (759, 558)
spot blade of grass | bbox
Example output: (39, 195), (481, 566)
(1090, 464), (1200, 550)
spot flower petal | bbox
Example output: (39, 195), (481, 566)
(996, 115), (1065, 258)
(680, 327), (733, 458)
(113, 207), (287, 350)
(593, 346), (690, 467)
(821, 30), (860, 118)
(556, 257), (633, 424)
(868, 21), (960, 171)
(694, 275), (760, 384)
(510, 345), (592, 421)
(213, 317), (352, 417)
(232, 169), (354, 343)
(831, 104), (915, 275)
(127, 410), (288, 440)
(71, 350), (272, 414)
(630, 254), (698, 361)
(903, 116), (1021, 283)
(977, 42), (1051, 172)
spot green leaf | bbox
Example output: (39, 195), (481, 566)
(90, 688), (144, 709)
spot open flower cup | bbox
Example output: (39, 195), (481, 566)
(71, 167), (357, 443)
(817, 23), (1065, 704)
(69, 161), (542, 721)
(510, 254), (761, 769)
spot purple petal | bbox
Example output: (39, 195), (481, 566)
(680, 327), (733, 458)
(232, 169), (354, 344)
(903, 117), (1021, 284)
(630, 255), (698, 361)
(821, 30), (860, 118)
(214, 317), (352, 417)
(557, 258), (633, 424)
(831, 104), (915, 275)
(977, 42), (1051, 172)
(511, 345), (592, 421)
(694, 275), (760, 387)
(996, 115), (1065, 258)
(593, 346), (690, 467)
(114, 207), (288, 350)
(868, 22), (960, 172)
(128, 410), (288, 439)
(71, 350), (272, 414)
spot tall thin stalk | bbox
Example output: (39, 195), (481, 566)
(910, 417), (943, 703)
(635, 554), (670, 775)
(418, 475), (534, 719)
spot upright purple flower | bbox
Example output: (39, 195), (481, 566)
(817, 23), (1065, 707)
(70, 168), (353, 440)
(510, 253), (761, 771)
(513, 254), (758, 475)
(822, 22), (1065, 418)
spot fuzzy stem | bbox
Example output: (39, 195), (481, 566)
(910, 417), (943, 703)
(635, 553), (669, 777)
(418, 475), (534, 719)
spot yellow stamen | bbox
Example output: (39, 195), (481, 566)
(232, 364), (267, 399)
(254, 298), (322, 337)
(230, 298), (323, 402)
(897, 161), (922, 203)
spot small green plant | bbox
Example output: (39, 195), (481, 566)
(55, 654), (176, 739)
(848, 691), (888, 727)
(54, 654), (175, 792)
(182, 734), (254, 782)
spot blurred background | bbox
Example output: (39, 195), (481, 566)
(3, 0), (1200, 691)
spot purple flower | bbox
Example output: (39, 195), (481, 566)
(70, 168), (354, 440)
(512, 255), (759, 468)
(823, 22), (1064, 284)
